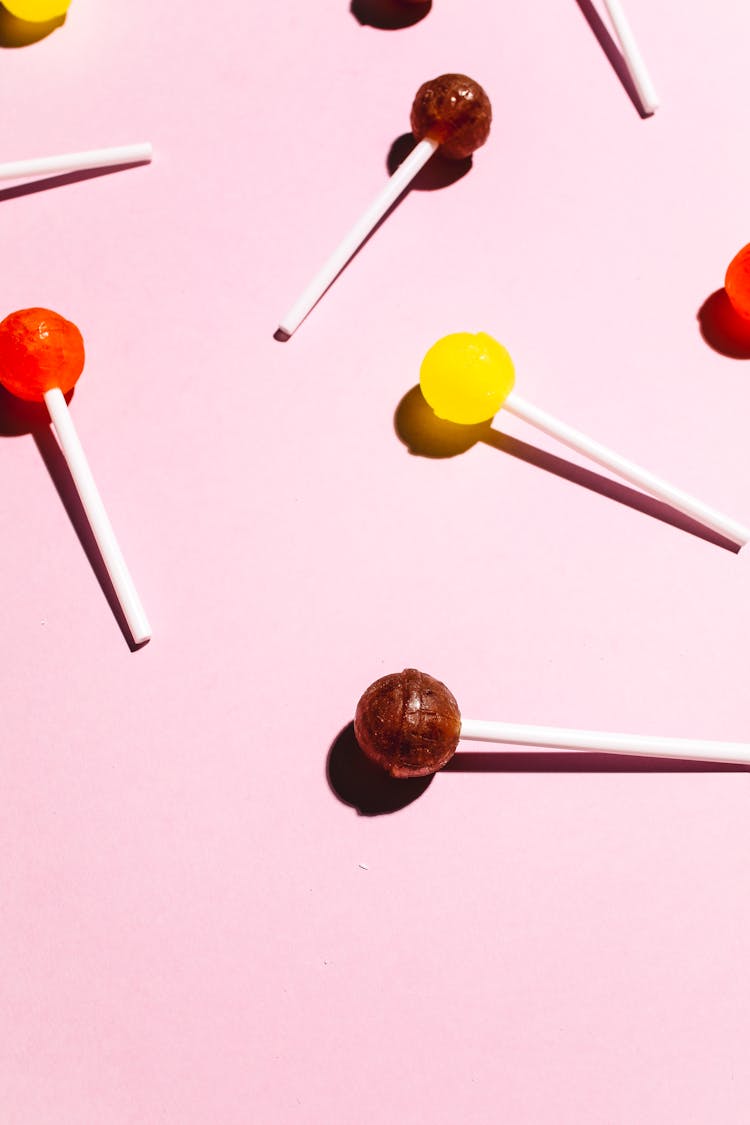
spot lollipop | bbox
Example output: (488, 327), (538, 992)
(355, 669), (750, 777)
(0, 143), (152, 184)
(0, 309), (151, 645)
(724, 244), (750, 320)
(278, 74), (491, 338)
(2, 0), (70, 19)
(418, 332), (749, 546)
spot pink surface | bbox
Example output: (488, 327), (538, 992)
(1, 1), (749, 1121)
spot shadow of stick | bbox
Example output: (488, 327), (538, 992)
(394, 386), (740, 553)
(0, 162), (151, 205)
(445, 749), (749, 773)
(573, 0), (651, 117)
(32, 426), (142, 651)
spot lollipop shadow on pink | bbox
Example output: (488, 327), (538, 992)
(0, 377), (135, 640)
(0, 6), (64, 48)
(573, 0), (657, 117)
(0, 308), (151, 648)
(327, 722), (433, 815)
(0, 143), (152, 203)
(386, 134), (471, 191)
(394, 385), (739, 552)
(351, 0), (431, 31)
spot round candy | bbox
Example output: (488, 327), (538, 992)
(725, 243), (750, 320)
(0, 308), (84, 403)
(2, 0), (71, 20)
(420, 331), (515, 425)
(410, 73), (492, 160)
(354, 668), (461, 778)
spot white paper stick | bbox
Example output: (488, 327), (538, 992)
(44, 388), (151, 645)
(278, 137), (439, 337)
(0, 143), (153, 183)
(460, 718), (750, 765)
(504, 391), (750, 546)
(602, 0), (658, 114)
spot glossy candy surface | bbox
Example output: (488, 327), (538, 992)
(0, 308), (84, 402)
(2, 0), (71, 19)
(420, 331), (515, 424)
(354, 668), (461, 778)
(725, 243), (750, 320)
(410, 74), (492, 160)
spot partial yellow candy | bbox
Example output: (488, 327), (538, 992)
(420, 331), (515, 425)
(3, 0), (71, 21)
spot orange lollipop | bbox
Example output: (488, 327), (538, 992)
(0, 308), (83, 400)
(725, 243), (750, 320)
(0, 308), (150, 645)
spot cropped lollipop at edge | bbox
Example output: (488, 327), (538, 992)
(2, 0), (71, 20)
(0, 308), (151, 645)
(418, 332), (750, 547)
(725, 243), (750, 320)
(355, 669), (750, 778)
(277, 74), (491, 338)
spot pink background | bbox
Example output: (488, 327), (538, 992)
(1, 1), (749, 1120)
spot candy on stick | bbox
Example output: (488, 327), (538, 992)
(0, 143), (152, 184)
(355, 669), (750, 778)
(2, 0), (70, 19)
(724, 244), (750, 320)
(601, 0), (658, 114)
(0, 309), (151, 645)
(278, 74), (491, 338)
(419, 332), (749, 546)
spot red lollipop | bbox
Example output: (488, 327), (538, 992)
(0, 308), (150, 645)
(725, 243), (750, 320)
(0, 308), (84, 400)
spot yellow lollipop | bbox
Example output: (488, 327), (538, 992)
(420, 332), (515, 424)
(3, 0), (71, 21)
(417, 330), (750, 547)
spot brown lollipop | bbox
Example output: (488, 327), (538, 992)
(411, 74), (491, 160)
(278, 73), (492, 337)
(353, 669), (750, 779)
(355, 669), (461, 778)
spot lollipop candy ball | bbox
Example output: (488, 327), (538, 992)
(354, 668), (461, 778)
(725, 244), (750, 320)
(411, 74), (492, 160)
(420, 332), (515, 425)
(0, 308), (84, 403)
(2, 0), (71, 20)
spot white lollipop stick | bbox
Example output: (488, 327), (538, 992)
(44, 388), (151, 645)
(503, 391), (750, 546)
(602, 0), (658, 114)
(278, 137), (439, 337)
(0, 143), (152, 183)
(459, 718), (750, 765)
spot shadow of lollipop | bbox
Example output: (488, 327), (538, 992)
(0, 4), (65, 47)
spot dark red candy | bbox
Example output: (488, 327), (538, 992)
(410, 73), (492, 160)
(354, 668), (461, 778)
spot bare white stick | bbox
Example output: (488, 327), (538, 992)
(43, 388), (151, 645)
(504, 391), (750, 546)
(278, 137), (439, 337)
(0, 143), (153, 183)
(460, 718), (750, 765)
(602, 0), (658, 114)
